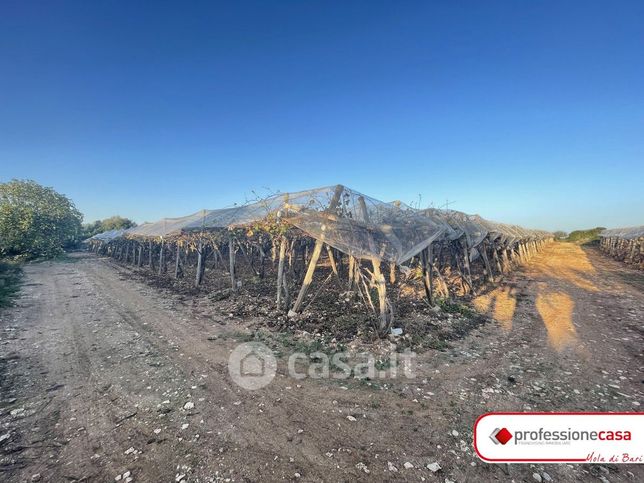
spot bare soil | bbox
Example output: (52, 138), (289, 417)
(0, 242), (642, 482)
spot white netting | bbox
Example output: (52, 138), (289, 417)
(88, 229), (126, 242)
(599, 226), (644, 240)
(420, 209), (549, 247)
(92, 184), (551, 263)
(125, 211), (210, 238)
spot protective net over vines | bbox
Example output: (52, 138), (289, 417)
(599, 226), (644, 240)
(89, 229), (126, 242)
(599, 226), (644, 270)
(89, 185), (551, 264)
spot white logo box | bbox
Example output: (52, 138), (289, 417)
(474, 412), (644, 463)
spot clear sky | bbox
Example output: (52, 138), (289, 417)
(1, 1), (642, 232)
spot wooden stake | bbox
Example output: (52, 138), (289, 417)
(289, 185), (344, 315)
(389, 262), (396, 284)
(371, 258), (390, 333)
(276, 237), (287, 307)
(289, 239), (323, 315)
(461, 241), (476, 295)
(174, 243), (181, 278)
(348, 256), (356, 289)
(420, 247), (433, 305)
(158, 239), (165, 275)
(229, 233), (236, 290)
(326, 245), (340, 283)
(195, 239), (203, 286)
(479, 242), (494, 283)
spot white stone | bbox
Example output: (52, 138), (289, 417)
(532, 473), (542, 483)
(183, 402), (194, 410)
(403, 462), (414, 469)
(346, 415), (357, 422)
(387, 462), (398, 472)
(427, 462), (441, 473)
(355, 462), (370, 474)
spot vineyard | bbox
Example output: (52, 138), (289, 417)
(599, 226), (644, 270)
(86, 185), (552, 334)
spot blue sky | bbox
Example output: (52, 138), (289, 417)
(1, 1), (642, 231)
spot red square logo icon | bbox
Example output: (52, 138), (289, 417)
(491, 427), (512, 445)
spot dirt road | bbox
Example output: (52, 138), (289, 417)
(1, 243), (642, 482)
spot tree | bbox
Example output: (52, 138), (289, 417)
(82, 216), (136, 238)
(0, 179), (83, 258)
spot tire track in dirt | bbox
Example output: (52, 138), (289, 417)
(81, 256), (443, 481)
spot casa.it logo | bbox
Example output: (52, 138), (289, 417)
(490, 427), (513, 445)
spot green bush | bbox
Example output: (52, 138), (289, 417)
(565, 227), (605, 244)
(82, 216), (137, 239)
(0, 179), (83, 259)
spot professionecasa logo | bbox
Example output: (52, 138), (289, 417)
(490, 427), (513, 445)
(474, 413), (644, 463)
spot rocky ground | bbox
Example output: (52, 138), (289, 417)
(0, 242), (642, 482)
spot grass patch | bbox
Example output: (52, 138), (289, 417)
(437, 298), (475, 317)
(0, 260), (23, 308)
(565, 227), (605, 245)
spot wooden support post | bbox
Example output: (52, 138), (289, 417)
(276, 237), (287, 307)
(348, 256), (356, 289)
(501, 247), (511, 272)
(229, 233), (236, 290)
(371, 258), (390, 333)
(158, 239), (165, 275)
(492, 245), (503, 274)
(420, 246), (434, 306)
(289, 239), (323, 315)
(433, 244), (450, 299)
(479, 242), (494, 283)
(389, 262), (396, 284)
(427, 243), (434, 302)
(258, 245), (266, 278)
(148, 240), (153, 269)
(289, 185), (344, 315)
(326, 245), (340, 283)
(461, 241), (476, 295)
(195, 239), (204, 287)
(174, 243), (181, 278)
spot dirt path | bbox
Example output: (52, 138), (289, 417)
(0, 243), (642, 482)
